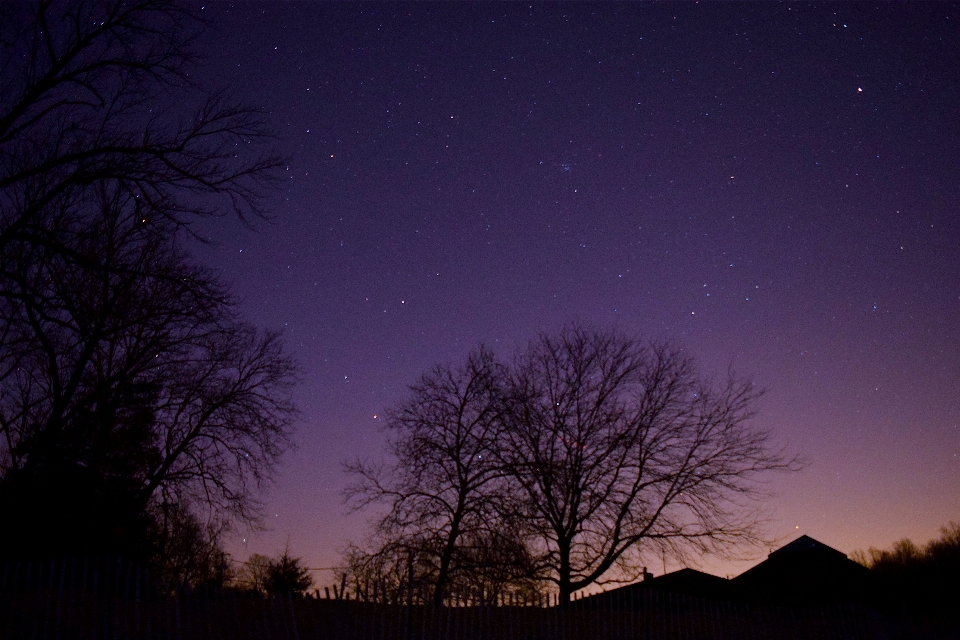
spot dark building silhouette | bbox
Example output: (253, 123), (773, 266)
(731, 535), (876, 605)
(577, 535), (876, 610)
(636, 568), (731, 600)
(573, 567), (732, 611)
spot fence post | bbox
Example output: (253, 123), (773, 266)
(41, 558), (55, 640)
(405, 550), (414, 640)
(285, 591), (301, 640)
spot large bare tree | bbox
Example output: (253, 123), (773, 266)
(347, 328), (799, 604)
(345, 347), (535, 605)
(500, 325), (799, 603)
(0, 0), (295, 575)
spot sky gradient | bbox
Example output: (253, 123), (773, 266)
(188, 2), (959, 586)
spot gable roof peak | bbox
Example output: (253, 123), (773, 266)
(769, 535), (846, 559)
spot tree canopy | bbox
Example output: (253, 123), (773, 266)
(853, 522), (960, 612)
(0, 0), (295, 584)
(345, 347), (536, 605)
(346, 325), (799, 604)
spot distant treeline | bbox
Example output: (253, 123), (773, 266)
(852, 522), (960, 613)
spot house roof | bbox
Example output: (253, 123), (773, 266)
(572, 567), (731, 611)
(768, 534), (847, 560)
(577, 535), (876, 609)
(732, 535), (875, 605)
(642, 568), (730, 598)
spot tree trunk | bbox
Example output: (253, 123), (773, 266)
(433, 512), (462, 606)
(558, 542), (573, 606)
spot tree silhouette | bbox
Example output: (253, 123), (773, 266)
(0, 1), (280, 252)
(501, 325), (799, 604)
(347, 326), (799, 605)
(0, 0), (295, 576)
(238, 553), (273, 595)
(345, 347), (535, 605)
(265, 548), (313, 597)
(854, 522), (960, 613)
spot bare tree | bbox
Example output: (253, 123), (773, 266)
(345, 347), (532, 605)
(237, 553), (273, 595)
(0, 0), (281, 253)
(341, 526), (541, 605)
(149, 501), (234, 590)
(500, 324), (799, 604)
(0, 0), (296, 572)
(339, 541), (432, 604)
(448, 525), (543, 604)
(0, 182), (298, 565)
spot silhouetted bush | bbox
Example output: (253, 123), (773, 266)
(855, 522), (960, 614)
(264, 548), (313, 597)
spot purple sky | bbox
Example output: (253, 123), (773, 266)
(189, 2), (959, 585)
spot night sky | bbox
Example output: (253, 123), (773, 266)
(189, 2), (959, 583)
